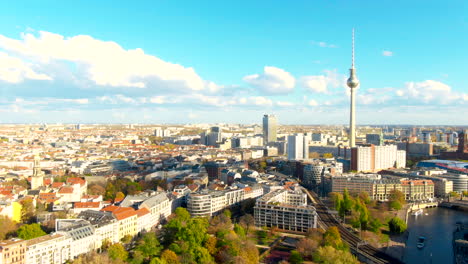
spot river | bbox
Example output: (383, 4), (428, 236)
(403, 207), (468, 264)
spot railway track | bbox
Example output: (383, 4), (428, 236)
(306, 190), (403, 264)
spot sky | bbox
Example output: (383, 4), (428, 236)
(0, 0), (467, 125)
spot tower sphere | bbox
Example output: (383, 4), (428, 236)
(347, 70), (360, 89)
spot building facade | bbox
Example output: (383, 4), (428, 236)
(0, 239), (26, 264)
(287, 134), (309, 160)
(262, 114), (277, 144)
(254, 189), (317, 232)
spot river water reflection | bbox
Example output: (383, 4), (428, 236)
(403, 207), (467, 264)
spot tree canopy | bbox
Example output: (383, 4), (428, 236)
(17, 223), (46, 240)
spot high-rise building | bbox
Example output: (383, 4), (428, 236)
(287, 134), (309, 160)
(346, 29), (360, 147)
(350, 145), (406, 172)
(262, 114), (277, 144)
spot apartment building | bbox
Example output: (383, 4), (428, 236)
(254, 189), (317, 232)
(187, 186), (263, 217)
(100, 206), (138, 240)
(331, 174), (434, 201)
(0, 239), (26, 264)
(78, 210), (119, 245)
(25, 234), (71, 264)
(351, 144), (406, 172)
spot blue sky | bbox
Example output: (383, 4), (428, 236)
(0, 0), (466, 124)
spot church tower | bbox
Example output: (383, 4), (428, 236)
(30, 155), (44, 190)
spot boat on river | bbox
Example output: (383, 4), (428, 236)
(412, 208), (423, 216)
(417, 236), (426, 249)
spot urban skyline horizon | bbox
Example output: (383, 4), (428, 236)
(0, 1), (466, 125)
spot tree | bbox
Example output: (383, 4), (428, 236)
(233, 224), (246, 238)
(368, 217), (382, 233)
(204, 236), (218, 255)
(389, 189), (405, 204)
(329, 192), (343, 210)
(289, 250), (303, 264)
(342, 189), (354, 214)
(313, 246), (359, 264)
(135, 232), (162, 260)
(0, 216), (17, 240)
(388, 217), (407, 234)
(239, 214), (255, 234)
(88, 184), (106, 195)
(449, 191), (460, 198)
(20, 199), (35, 223)
(108, 243), (128, 261)
(208, 213), (232, 234)
(115, 191), (125, 201)
(161, 249), (180, 264)
(72, 252), (122, 264)
(296, 238), (319, 259)
(322, 226), (346, 250)
(463, 191), (468, 197)
(390, 200), (402, 210)
(358, 191), (371, 204)
(17, 223), (46, 240)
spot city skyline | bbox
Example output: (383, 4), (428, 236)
(0, 1), (467, 125)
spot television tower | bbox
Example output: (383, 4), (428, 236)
(347, 29), (360, 147)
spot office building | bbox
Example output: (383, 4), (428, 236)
(262, 114), (277, 144)
(287, 134), (309, 160)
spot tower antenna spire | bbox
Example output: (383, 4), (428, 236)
(352, 28), (355, 68)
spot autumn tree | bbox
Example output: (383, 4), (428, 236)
(20, 199), (35, 223)
(322, 226), (347, 250)
(313, 246), (359, 264)
(72, 252), (123, 264)
(239, 214), (255, 234)
(296, 238), (319, 259)
(160, 249), (180, 264)
(0, 216), (17, 240)
(88, 183), (106, 195)
(108, 243), (128, 261)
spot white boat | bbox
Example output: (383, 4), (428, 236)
(412, 208), (423, 216)
(417, 236), (426, 249)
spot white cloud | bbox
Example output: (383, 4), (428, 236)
(276, 101), (295, 107)
(311, 41), (337, 48)
(308, 99), (318, 106)
(382, 50), (393, 57)
(300, 69), (345, 94)
(0, 31), (218, 92)
(0, 52), (52, 83)
(150, 96), (166, 104)
(243, 66), (295, 94)
(395, 80), (466, 104)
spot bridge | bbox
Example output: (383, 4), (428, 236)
(305, 189), (404, 264)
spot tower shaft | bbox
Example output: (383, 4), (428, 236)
(349, 88), (356, 147)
